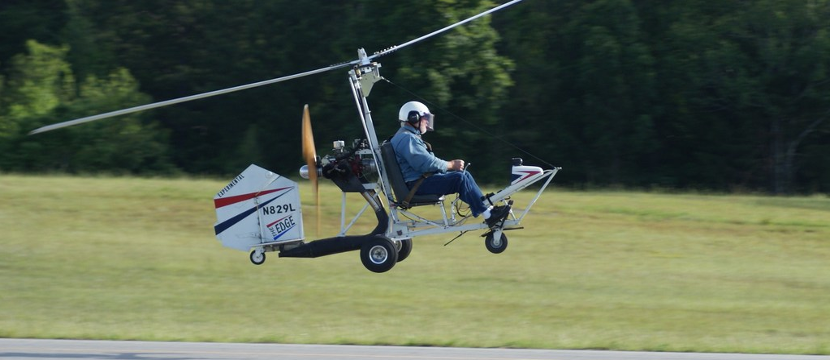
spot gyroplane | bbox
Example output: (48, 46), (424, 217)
(30, 0), (560, 273)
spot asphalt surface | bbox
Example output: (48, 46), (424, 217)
(1, 339), (828, 360)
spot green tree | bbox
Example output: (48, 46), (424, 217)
(0, 0), (68, 66)
(0, 40), (174, 173)
(7, 0), (828, 191)
(498, 0), (830, 192)
(736, 0), (830, 194)
(497, 0), (656, 186)
(652, 1), (830, 192)
(560, 0), (656, 184)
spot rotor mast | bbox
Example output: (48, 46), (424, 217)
(347, 49), (394, 197)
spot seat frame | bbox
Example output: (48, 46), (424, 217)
(379, 141), (444, 208)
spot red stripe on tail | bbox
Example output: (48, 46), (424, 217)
(214, 187), (290, 208)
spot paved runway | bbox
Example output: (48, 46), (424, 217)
(1, 339), (828, 360)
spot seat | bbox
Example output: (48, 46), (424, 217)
(380, 141), (443, 208)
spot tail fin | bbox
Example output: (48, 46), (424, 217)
(213, 164), (304, 251)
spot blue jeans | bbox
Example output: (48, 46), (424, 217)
(411, 171), (487, 217)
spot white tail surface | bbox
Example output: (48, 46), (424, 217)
(213, 164), (304, 251)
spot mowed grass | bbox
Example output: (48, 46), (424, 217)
(1, 174), (828, 354)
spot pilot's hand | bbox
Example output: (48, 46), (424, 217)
(448, 159), (465, 171)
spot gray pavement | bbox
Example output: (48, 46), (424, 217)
(1, 339), (828, 360)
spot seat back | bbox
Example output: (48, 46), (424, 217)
(380, 141), (442, 208)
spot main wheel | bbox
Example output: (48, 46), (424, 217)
(360, 236), (398, 273)
(397, 239), (413, 263)
(485, 232), (508, 254)
(250, 249), (266, 265)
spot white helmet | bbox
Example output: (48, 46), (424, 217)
(398, 101), (434, 131)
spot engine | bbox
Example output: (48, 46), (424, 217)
(299, 139), (378, 192)
(326, 139), (377, 183)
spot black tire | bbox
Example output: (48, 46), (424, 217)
(397, 239), (413, 263)
(250, 250), (266, 265)
(485, 232), (508, 254)
(360, 236), (398, 273)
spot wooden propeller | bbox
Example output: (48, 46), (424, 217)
(301, 105), (320, 236)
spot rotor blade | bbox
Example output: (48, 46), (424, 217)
(369, 0), (525, 60)
(301, 104), (320, 236)
(28, 62), (353, 135)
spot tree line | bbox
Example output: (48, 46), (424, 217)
(1, 0), (828, 194)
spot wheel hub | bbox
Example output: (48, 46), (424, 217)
(492, 238), (502, 247)
(369, 245), (389, 264)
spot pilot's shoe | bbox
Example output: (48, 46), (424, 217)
(485, 204), (511, 227)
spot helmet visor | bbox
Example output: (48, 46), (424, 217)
(422, 113), (434, 131)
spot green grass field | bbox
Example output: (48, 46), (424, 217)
(1, 174), (828, 354)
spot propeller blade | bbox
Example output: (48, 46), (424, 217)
(301, 104), (320, 236)
(368, 0), (525, 60)
(28, 62), (353, 135)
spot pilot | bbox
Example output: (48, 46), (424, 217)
(390, 101), (510, 227)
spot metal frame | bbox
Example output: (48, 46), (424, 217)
(336, 54), (561, 245)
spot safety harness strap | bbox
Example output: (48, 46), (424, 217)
(402, 172), (434, 208)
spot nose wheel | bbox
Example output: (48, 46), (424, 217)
(484, 232), (508, 254)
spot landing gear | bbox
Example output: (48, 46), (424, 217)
(396, 239), (413, 263)
(250, 248), (266, 265)
(360, 236), (398, 273)
(484, 232), (508, 254)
